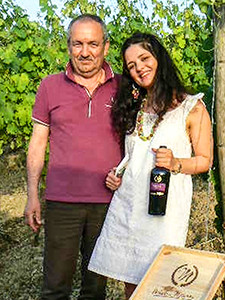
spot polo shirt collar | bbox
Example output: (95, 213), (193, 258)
(65, 60), (115, 83)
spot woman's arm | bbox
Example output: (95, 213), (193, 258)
(153, 100), (213, 175)
(183, 100), (213, 174)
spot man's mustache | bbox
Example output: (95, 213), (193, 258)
(78, 57), (93, 61)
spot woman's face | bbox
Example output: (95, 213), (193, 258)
(124, 43), (158, 90)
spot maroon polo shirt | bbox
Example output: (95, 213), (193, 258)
(32, 61), (121, 203)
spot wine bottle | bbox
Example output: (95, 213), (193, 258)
(148, 146), (171, 215)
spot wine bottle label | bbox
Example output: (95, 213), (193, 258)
(150, 182), (166, 193)
(153, 174), (163, 183)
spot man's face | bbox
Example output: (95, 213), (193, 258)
(68, 20), (109, 78)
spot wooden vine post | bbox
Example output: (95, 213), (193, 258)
(214, 3), (225, 240)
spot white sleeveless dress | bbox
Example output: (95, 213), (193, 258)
(88, 93), (204, 284)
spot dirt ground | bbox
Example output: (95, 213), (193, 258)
(0, 153), (27, 221)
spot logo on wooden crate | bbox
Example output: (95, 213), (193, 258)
(152, 263), (198, 299)
(171, 263), (199, 287)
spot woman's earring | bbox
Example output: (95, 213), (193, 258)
(132, 84), (139, 100)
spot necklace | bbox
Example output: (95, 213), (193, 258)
(136, 98), (163, 142)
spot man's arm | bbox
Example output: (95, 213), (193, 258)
(24, 122), (49, 232)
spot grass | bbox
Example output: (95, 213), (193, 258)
(0, 152), (224, 299)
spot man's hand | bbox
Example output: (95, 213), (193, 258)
(24, 199), (42, 232)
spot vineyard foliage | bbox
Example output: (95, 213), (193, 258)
(0, 0), (213, 155)
(194, 0), (225, 13)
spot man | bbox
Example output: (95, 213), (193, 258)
(24, 14), (121, 300)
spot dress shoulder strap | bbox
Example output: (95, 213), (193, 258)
(182, 93), (204, 119)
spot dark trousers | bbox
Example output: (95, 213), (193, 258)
(41, 201), (108, 300)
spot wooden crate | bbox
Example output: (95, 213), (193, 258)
(130, 245), (225, 300)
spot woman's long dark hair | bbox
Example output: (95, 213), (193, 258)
(112, 32), (188, 142)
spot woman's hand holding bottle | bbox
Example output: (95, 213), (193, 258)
(152, 147), (181, 173)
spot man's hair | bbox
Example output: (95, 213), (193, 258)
(67, 14), (108, 46)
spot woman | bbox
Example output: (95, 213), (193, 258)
(88, 33), (212, 298)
